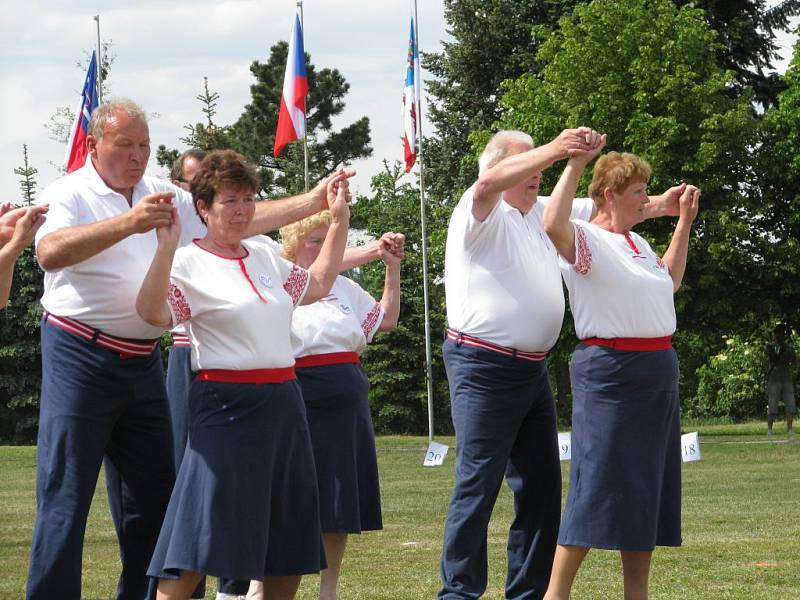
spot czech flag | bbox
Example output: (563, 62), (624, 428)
(274, 13), (308, 157)
(402, 16), (420, 173)
(64, 51), (99, 173)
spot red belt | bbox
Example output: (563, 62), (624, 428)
(582, 336), (672, 351)
(446, 328), (548, 362)
(196, 367), (297, 383)
(171, 333), (191, 347)
(44, 311), (159, 359)
(295, 352), (361, 368)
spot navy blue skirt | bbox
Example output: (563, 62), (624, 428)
(558, 344), (682, 551)
(147, 379), (325, 581)
(297, 363), (383, 533)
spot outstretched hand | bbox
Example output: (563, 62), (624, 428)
(6, 205), (48, 251)
(1, 204), (49, 243)
(127, 192), (176, 234)
(314, 169), (356, 210)
(327, 176), (351, 225)
(155, 206), (181, 250)
(379, 232), (405, 267)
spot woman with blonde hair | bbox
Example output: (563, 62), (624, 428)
(542, 137), (700, 600)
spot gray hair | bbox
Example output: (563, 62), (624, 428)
(88, 98), (148, 139)
(478, 130), (534, 175)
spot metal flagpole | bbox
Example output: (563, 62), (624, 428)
(413, 0), (435, 443)
(93, 15), (102, 104)
(298, 0), (309, 192)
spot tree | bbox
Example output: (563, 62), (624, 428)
(13, 145), (38, 205)
(227, 41), (372, 197)
(495, 0), (761, 409)
(423, 0), (582, 205)
(351, 164), (452, 434)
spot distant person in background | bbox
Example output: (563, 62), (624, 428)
(0, 202), (48, 309)
(171, 149), (206, 192)
(767, 324), (795, 437)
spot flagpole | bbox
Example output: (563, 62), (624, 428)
(298, 0), (309, 192)
(412, 0), (435, 443)
(93, 15), (102, 104)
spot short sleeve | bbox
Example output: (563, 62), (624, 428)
(558, 221), (594, 275)
(34, 190), (81, 247)
(282, 262), (310, 306)
(454, 185), (503, 250)
(166, 282), (193, 326)
(345, 277), (384, 342)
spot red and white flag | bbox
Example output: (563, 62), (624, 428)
(64, 51), (99, 173)
(274, 13), (309, 157)
(402, 17), (420, 172)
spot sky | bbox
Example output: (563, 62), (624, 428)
(0, 1), (797, 203)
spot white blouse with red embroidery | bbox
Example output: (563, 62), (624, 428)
(560, 220), (676, 340)
(291, 275), (384, 358)
(166, 236), (310, 371)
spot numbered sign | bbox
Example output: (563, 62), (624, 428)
(681, 432), (702, 462)
(558, 432), (572, 461)
(423, 441), (449, 467)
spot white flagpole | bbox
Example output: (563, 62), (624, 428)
(413, 0), (436, 443)
(298, 0), (309, 192)
(93, 15), (102, 104)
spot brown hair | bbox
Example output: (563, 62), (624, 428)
(588, 152), (652, 207)
(190, 150), (259, 224)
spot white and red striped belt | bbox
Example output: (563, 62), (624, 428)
(44, 311), (159, 359)
(171, 333), (191, 347)
(446, 328), (548, 362)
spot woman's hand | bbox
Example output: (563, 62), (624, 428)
(5, 205), (48, 251)
(379, 233), (404, 268)
(327, 174), (351, 225)
(1, 204), (48, 245)
(678, 185), (701, 225)
(155, 204), (181, 251)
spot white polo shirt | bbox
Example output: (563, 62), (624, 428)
(35, 160), (206, 340)
(444, 185), (594, 353)
(291, 275), (384, 357)
(561, 221), (676, 339)
(167, 237), (310, 371)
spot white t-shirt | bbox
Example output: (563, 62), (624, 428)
(167, 237), (310, 371)
(291, 275), (384, 357)
(444, 185), (594, 352)
(35, 159), (206, 339)
(169, 236), (283, 340)
(561, 221), (676, 339)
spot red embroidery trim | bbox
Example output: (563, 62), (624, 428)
(283, 265), (309, 305)
(624, 232), (641, 254)
(361, 302), (382, 338)
(573, 225), (592, 275)
(167, 283), (192, 325)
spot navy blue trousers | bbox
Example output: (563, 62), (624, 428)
(439, 339), (562, 600)
(26, 319), (175, 600)
(164, 345), (249, 597)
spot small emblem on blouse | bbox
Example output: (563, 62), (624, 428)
(259, 274), (273, 288)
(339, 303), (352, 314)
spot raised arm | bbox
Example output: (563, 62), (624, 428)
(376, 235), (404, 331)
(472, 128), (595, 222)
(341, 232), (405, 270)
(644, 183), (687, 219)
(0, 206), (47, 309)
(246, 169), (356, 237)
(301, 174), (350, 305)
(660, 185), (700, 292)
(543, 133), (606, 264)
(136, 207), (181, 328)
(37, 192), (175, 271)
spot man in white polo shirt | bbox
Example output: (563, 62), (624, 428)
(438, 129), (683, 600)
(26, 98), (352, 600)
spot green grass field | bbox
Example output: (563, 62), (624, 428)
(1, 423), (798, 599)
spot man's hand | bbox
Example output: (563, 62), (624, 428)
(125, 192), (176, 234)
(312, 169), (356, 211)
(569, 131), (607, 167)
(548, 127), (597, 161)
(379, 232), (405, 261)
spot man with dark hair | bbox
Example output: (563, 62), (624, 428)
(767, 324), (796, 437)
(171, 149), (207, 191)
(27, 98), (353, 600)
